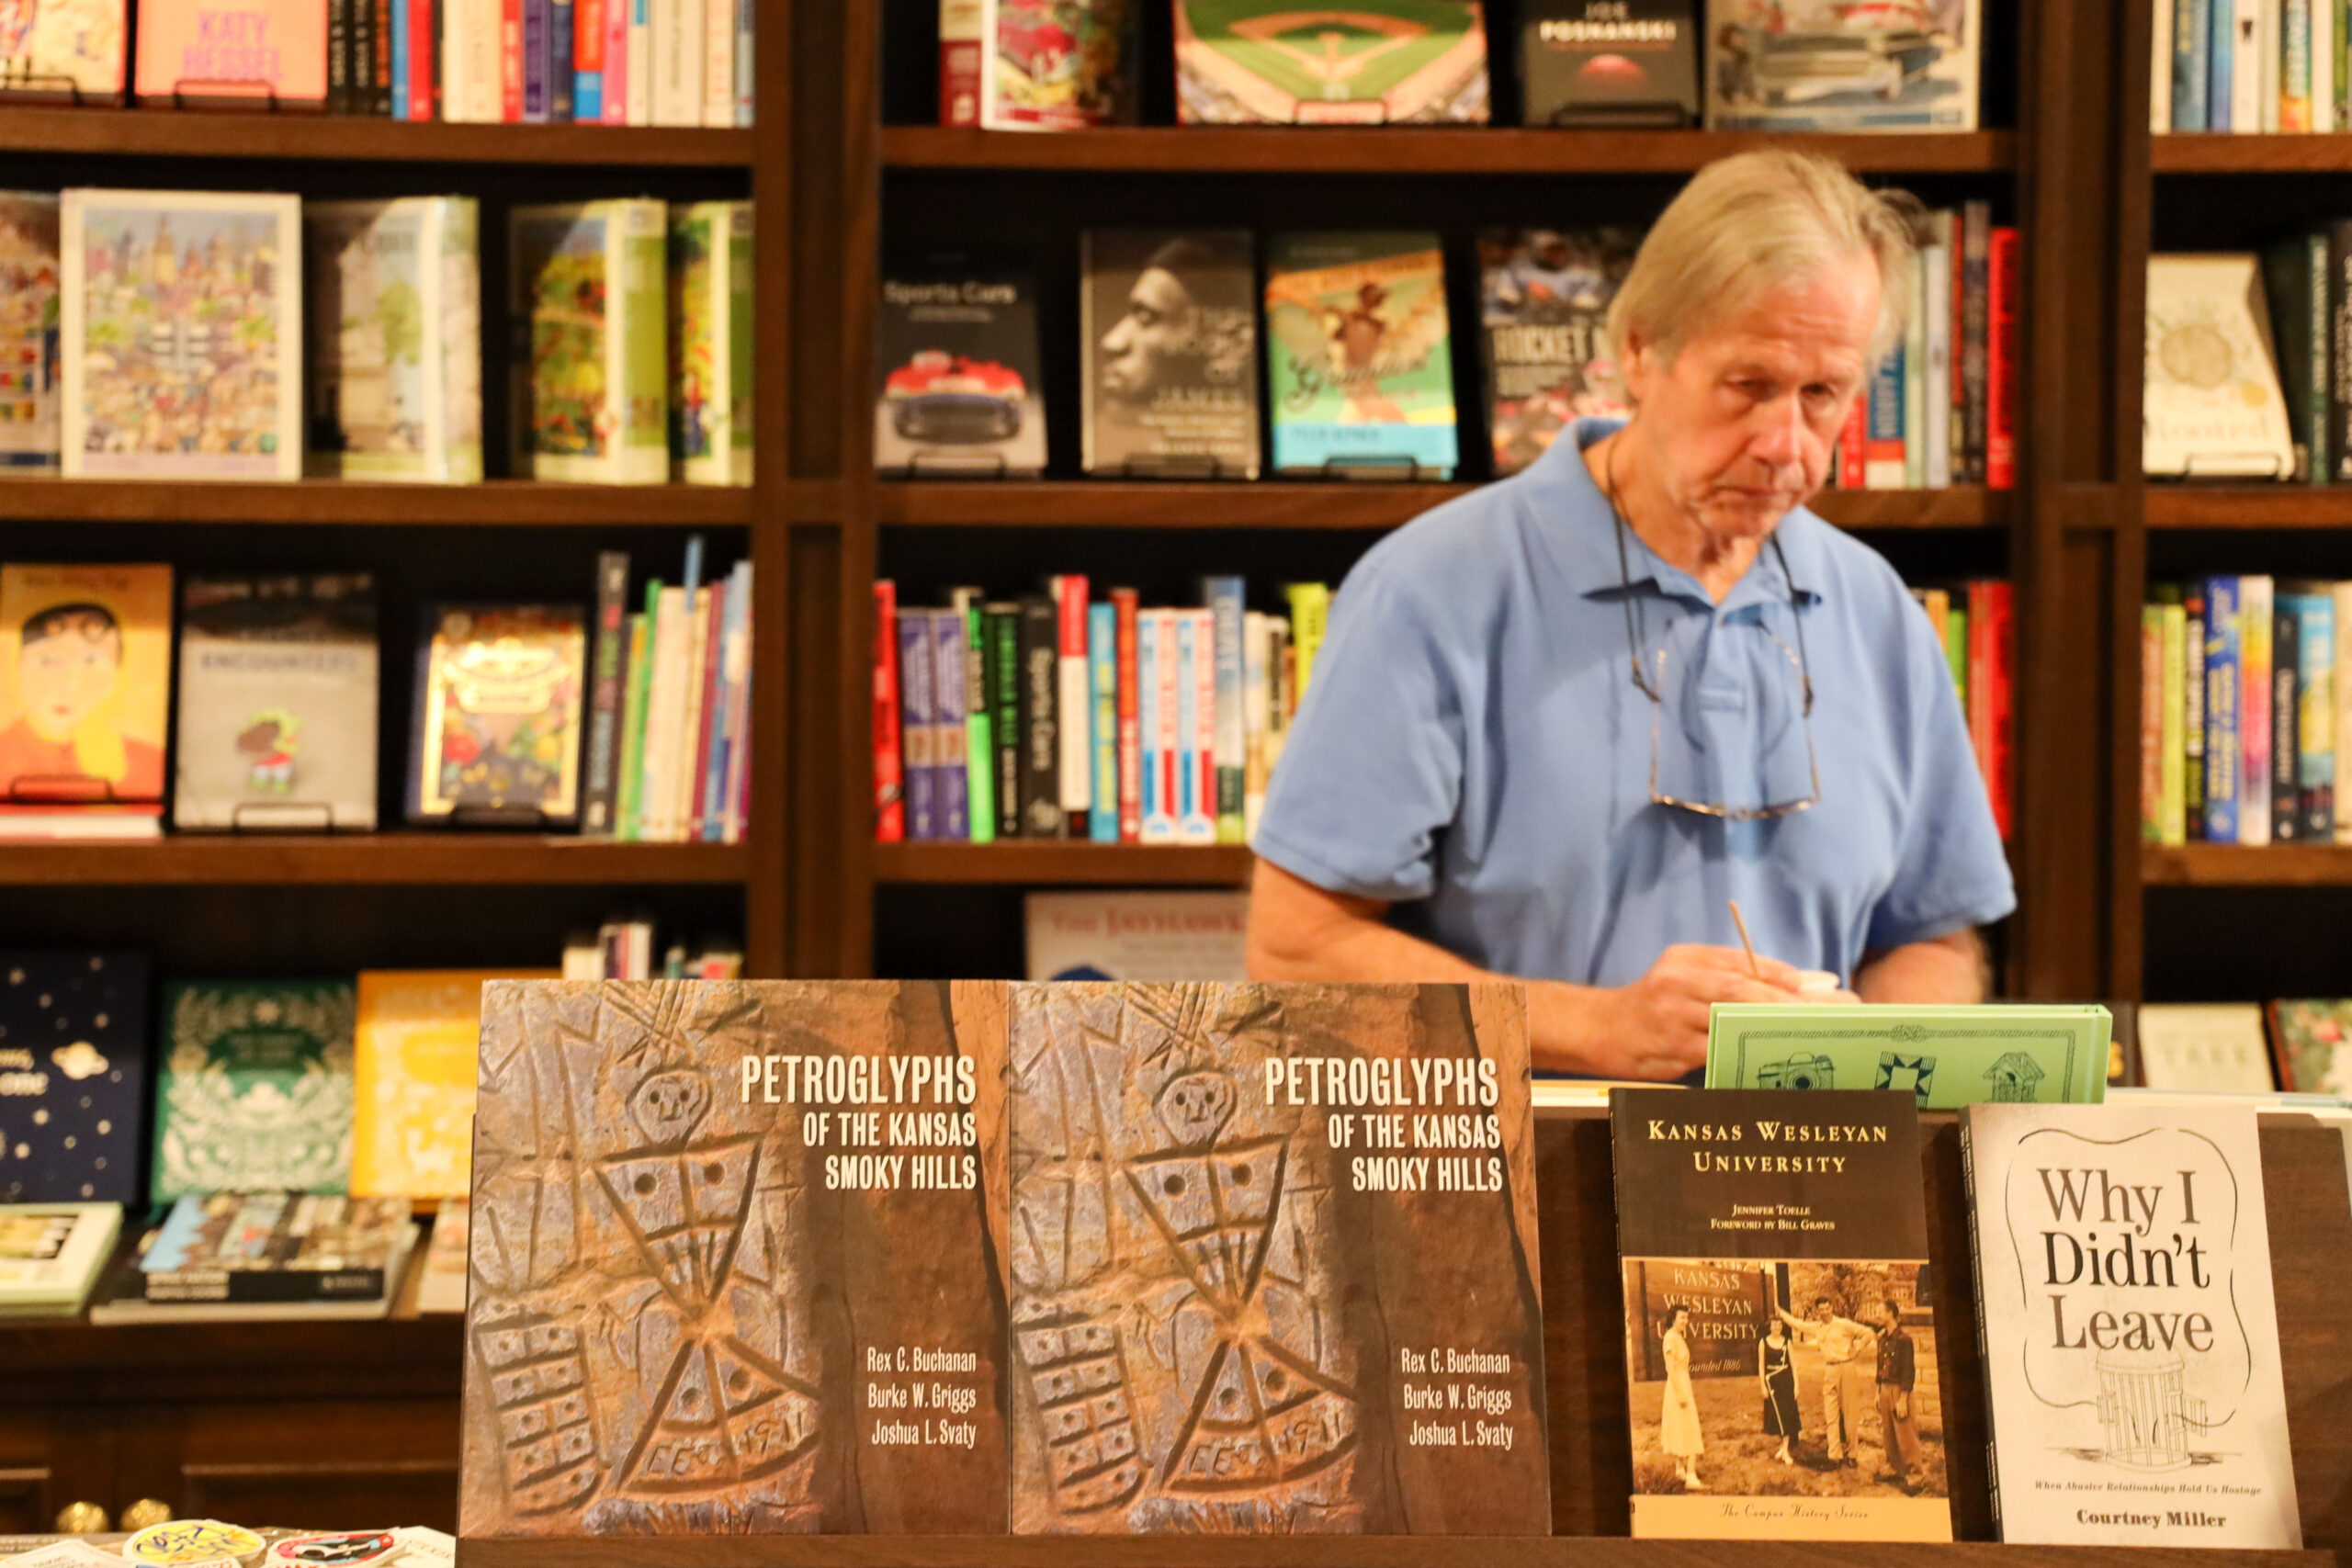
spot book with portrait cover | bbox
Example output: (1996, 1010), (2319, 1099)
(509, 199), (669, 484)
(151, 979), (357, 1205)
(0, 194), (60, 469)
(406, 603), (588, 828)
(876, 253), (1046, 477)
(1081, 230), (1260, 479)
(1006, 981), (1548, 1534)
(304, 197), (483, 483)
(173, 572), (379, 832)
(0, 0), (128, 100)
(1961, 1101), (2300, 1547)
(1173, 0), (1490, 124)
(1264, 232), (1458, 479)
(1610, 1087), (1951, 1540)
(132, 0), (330, 104)
(668, 199), (753, 486)
(979, 0), (1135, 130)
(459, 979), (1009, 1536)
(61, 189), (301, 480)
(1478, 227), (1637, 476)
(0, 562), (171, 825)
(0, 952), (149, 1206)
(1703, 0), (1981, 131)
(351, 968), (559, 1202)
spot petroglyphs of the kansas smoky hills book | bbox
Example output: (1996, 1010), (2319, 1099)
(1004, 981), (1550, 1533)
(459, 980), (1011, 1536)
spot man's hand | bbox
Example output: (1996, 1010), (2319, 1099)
(1555, 943), (1806, 1079)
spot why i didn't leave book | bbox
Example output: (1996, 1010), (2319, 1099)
(1962, 1101), (2300, 1548)
(1611, 1088), (1951, 1541)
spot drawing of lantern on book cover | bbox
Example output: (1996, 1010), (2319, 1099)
(61, 190), (301, 479)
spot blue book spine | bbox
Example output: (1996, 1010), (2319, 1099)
(390, 0), (411, 118)
(933, 605), (970, 840)
(550, 0), (575, 118)
(2176, 0), (2211, 130)
(2209, 0), (2233, 130)
(1137, 613), (1162, 840)
(702, 562), (747, 840)
(900, 611), (936, 841)
(1088, 603), (1118, 842)
(577, 67), (604, 119)
(2295, 592), (2335, 837)
(2203, 576), (2241, 843)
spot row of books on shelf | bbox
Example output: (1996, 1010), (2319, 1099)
(0, 191), (751, 486)
(2127, 997), (2352, 1096)
(943, 0), (1983, 132)
(2137, 576), (2348, 845)
(876, 573), (2014, 844)
(883, 212), (2018, 488)
(0, 542), (748, 840)
(2146, 243), (2352, 482)
(0, 0), (751, 124)
(2152, 0), (2348, 132)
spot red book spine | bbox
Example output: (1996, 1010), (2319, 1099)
(410, 0), (435, 117)
(687, 580), (726, 840)
(940, 0), (980, 125)
(1986, 581), (2013, 840)
(873, 581), (904, 842)
(501, 0), (524, 118)
(1838, 395), (1865, 489)
(577, 0), (605, 75)
(1113, 587), (1141, 843)
(1986, 226), (2019, 491)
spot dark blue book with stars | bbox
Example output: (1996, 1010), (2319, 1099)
(0, 953), (149, 1206)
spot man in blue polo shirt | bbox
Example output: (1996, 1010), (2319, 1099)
(1247, 150), (2014, 1079)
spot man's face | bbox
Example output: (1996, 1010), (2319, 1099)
(1813, 1301), (1833, 1322)
(16, 613), (121, 742)
(1620, 252), (1880, 543)
(1099, 266), (1193, 400)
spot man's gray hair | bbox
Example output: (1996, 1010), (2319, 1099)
(1604, 149), (1925, 369)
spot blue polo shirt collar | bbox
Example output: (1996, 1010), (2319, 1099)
(1524, 418), (1830, 615)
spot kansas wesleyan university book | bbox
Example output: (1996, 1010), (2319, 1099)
(1961, 1102), (2301, 1548)
(1611, 1088), (1952, 1540)
(1007, 982), (1548, 1533)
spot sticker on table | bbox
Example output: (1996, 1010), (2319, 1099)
(126, 1522), (263, 1568)
(267, 1538), (399, 1568)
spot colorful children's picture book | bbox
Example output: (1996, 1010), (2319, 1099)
(509, 199), (668, 484)
(0, 194), (60, 469)
(0, 562), (171, 808)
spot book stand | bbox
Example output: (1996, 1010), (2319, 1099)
(438, 804), (566, 830)
(225, 801), (340, 831)
(1116, 454), (1232, 480)
(1313, 456), (1434, 482)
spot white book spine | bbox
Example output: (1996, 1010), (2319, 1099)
(2235, 0), (2266, 130)
(2153, 0), (2176, 130)
(703, 0), (734, 126)
(676, 586), (711, 843)
(628, 0), (654, 122)
(1924, 218), (1953, 490)
(1242, 610), (1271, 841)
(2260, 0), (2283, 129)
(643, 584), (689, 841)
(652, 0), (702, 125)
(2318, 0), (2338, 129)
(1182, 608), (1216, 844)
(442, 0), (470, 119)
(470, 0), (503, 121)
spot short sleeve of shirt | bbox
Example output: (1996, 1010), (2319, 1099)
(1863, 597), (2018, 953)
(1252, 561), (1464, 904)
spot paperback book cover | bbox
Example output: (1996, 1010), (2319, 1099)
(2267, 998), (2352, 1094)
(1022, 890), (1249, 980)
(510, 199), (669, 484)
(0, 952), (148, 1205)
(668, 199), (753, 486)
(1611, 1088), (1950, 1540)
(1703, 0), (1982, 130)
(1174, 0), (1490, 124)
(1081, 230), (1260, 479)
(981, 0), (1134, 130)
(134, 1190), (412, 1303)
(460, 979), (1010, 1535)
(1706, 1004), (2112, 1110)
(173, 572), (379, 831)
(351, 968), (560, 1201)
(2143, 254), (2297, 479)
(1264, 232), (1458, 479)
(876, 254), (1046, 476)
(1006, 981), (1548, 1533)
(152, 979), (357, 1205)
(1520, 0), (1696, 125)
(1478, 227), (1637, 475)
(133, 0), (329, 102)
(62, 189), (301, 479)
(0, 0), (128, 98)
(1962, 1102), (2301, 1548)
(406, 603), (588, 827)
(304, 197), (483, 483)
(2132, 1003), (2276, 1094)
(0, 1202), (119, 1317)
(0, 561), (171, 807)
(0, 194), (59, 468)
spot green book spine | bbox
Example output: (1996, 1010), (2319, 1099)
(989, 605), (1022, 840)
(620, 200), (670, 482)
(617, 583), (660, 839)
(966, 604), (997, 843)
(728, 206), (754, 485)
(1943, 605), (1969, 708)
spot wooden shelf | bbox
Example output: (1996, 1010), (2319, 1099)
(882, 127), (2017, 176)
(876, 483), (2007, 531)
(2143, 843), (2352, 886)
(2153, 131), (2352, 172)
(0, 106), (751, 165)
(0, 477), (756, 525)
(2144, 486), (2352, 528)
(872, 842), (1253, 886)
(0, 1314), (462, 1404)
(0, 834), (748, 886)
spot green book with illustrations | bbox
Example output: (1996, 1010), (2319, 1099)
(1704, 1003), (2110, 1110)
(151, 980), (358, 1204)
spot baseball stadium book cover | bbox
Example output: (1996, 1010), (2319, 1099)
(1263, 232), (1458, 479)
(1960, 1102), (2300, 1549)
(1610, 1088), (1952, 1540)
(1081, 230), (1261, 479)
(875, 254), (1047, 477)
(1006, 981), (1548, 1533)
(460, 980), (1011, 1535)
(1173, 1), (1491, 124)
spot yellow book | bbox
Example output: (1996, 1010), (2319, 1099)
(351, 968), (557, 1199)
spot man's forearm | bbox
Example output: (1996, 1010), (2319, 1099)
(1854, 928), (1988, 1004)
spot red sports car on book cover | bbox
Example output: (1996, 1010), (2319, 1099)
(884, 349), (1029, 444)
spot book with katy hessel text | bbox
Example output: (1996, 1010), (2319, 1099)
(1007, 982), (1548, 1533)
(1609, 1088), (1951, 1540)
(460, 980), (1009, 1536)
